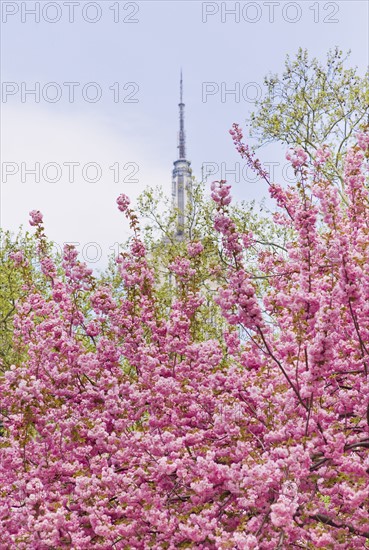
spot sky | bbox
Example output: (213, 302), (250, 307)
(1, 0), (368, 270)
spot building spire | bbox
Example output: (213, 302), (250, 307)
(178, 69), (186, 160)
(172, 70), (192, 239)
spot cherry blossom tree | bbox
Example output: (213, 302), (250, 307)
(0, 128), (368, 548)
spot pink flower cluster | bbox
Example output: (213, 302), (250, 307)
(187, 241), (204, 257)
(29, 209), (43, 226)
(210, 180), (232, 206)
(9, 250), (28, 267)
(357, 131), (369, 151)
(116, 193), (130, 212)
(169, 257), (196, 281)
(313, 145), (331, 167)
(286, 146), (308, 169)
(0, 130), (369, 548)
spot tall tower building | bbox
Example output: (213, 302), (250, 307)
(172, 71), (193, 238)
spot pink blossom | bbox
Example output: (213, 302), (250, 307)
(286, 146), (308, 169)
(9, 250), (28, 266)
(357, 131), (369, 151)
(85, 320), (100, 337)
(187, 241), (204, 257)
(210, 180), (232, 206)
(116, 193), (130, 212)
(29, 209), (43, 226)
(314, 145), (331, 167)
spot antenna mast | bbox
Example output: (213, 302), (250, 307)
(178, 70), (186, 159)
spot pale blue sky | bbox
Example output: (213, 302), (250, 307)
(1, 0), (368, 268)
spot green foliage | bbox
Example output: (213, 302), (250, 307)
(249, 47), (369, 183)
(0, 229), (41, 371)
